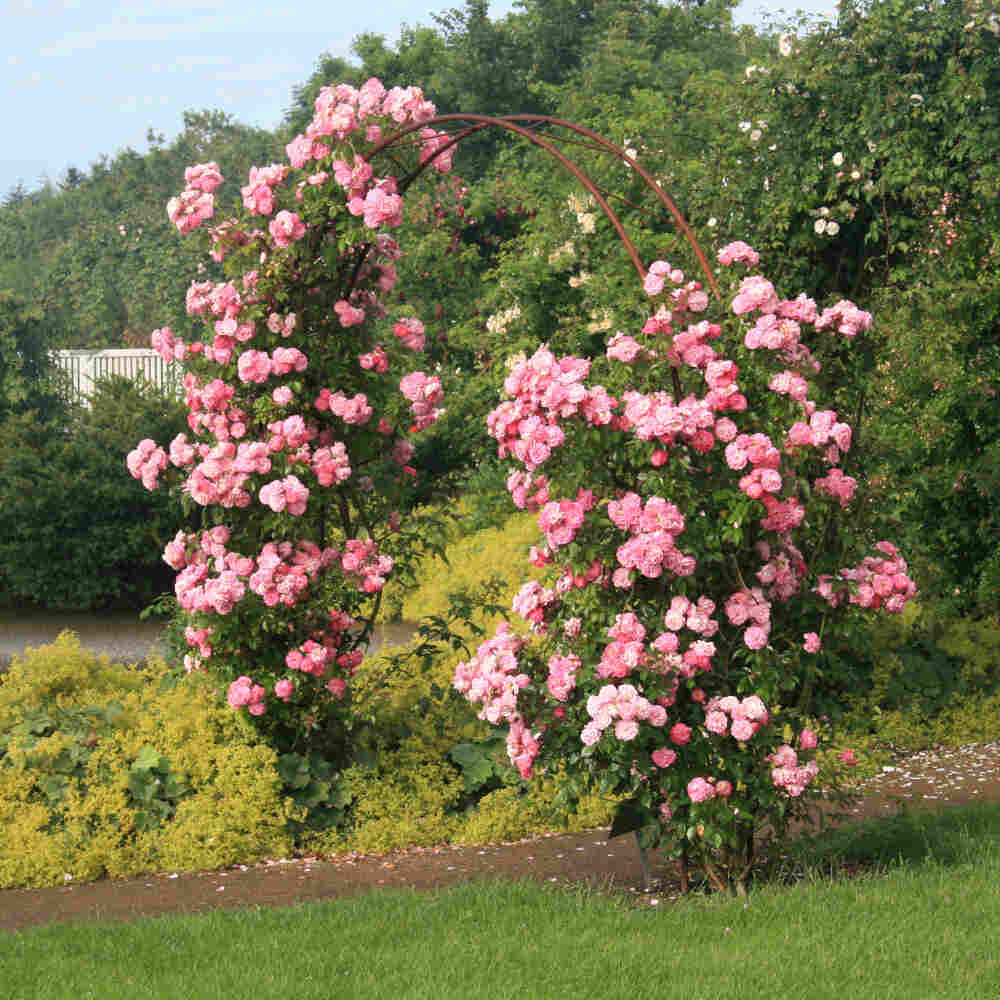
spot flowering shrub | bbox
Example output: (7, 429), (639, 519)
(455, 241), (916, 892)
(127, 79), (458, 780)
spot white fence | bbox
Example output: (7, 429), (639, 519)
(53, 349), (183, 406)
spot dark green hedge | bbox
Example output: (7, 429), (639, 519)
(0, 375), (192, 610)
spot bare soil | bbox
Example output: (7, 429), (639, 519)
(4, 741), (999, 934)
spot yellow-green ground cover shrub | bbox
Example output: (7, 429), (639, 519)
(8, 607), (993, 886)
(839, 610), (1000, 750)
(0, 633), (293, 888)
(396, 507), (537, 629)
(313, 635), (615, 854)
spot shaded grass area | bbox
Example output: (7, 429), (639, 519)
(5, 804), (1000, 1000)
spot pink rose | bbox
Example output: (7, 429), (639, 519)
(669, 723), (691, 746)
(687, 777), (715, 803)
(705, 710), (728, 735)
(730, 718), (754, 742)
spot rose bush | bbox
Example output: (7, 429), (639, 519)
(455, 240), (916, 893)
(127, 79), (460, 800)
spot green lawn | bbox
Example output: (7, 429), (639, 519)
(4, 804), (1000, 1000)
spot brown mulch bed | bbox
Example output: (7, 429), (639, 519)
(4, 741), (999, 934)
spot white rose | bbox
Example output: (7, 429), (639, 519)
(814, 219), (827, 234)
(832, 151), (844, 167)
(826, 221), (840, 236)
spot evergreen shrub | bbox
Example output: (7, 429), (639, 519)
(0, 375), (190, 610)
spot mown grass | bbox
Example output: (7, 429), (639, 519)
(5, 803), (1000, 1000)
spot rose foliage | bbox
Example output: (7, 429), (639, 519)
(128, 78), (458, 776)
(454, 240), (917, 892)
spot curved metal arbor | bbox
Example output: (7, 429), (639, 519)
(370, 113), (720, 300)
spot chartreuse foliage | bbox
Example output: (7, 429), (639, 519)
(395, 505), (538, 628)
(3, 607), (998, 888)
(839, 610), (1000, 750)
(322, 579), (615, 854)
(0, 634), (293, 888)
(0, 629), (616, 886)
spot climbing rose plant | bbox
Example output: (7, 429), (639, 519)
(455, 240), (916, 892)
(128, 79), (456, 763)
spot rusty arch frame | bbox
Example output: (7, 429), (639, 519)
(367, 113), (720, 300)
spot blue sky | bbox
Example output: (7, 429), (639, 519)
(3, 0), (837, 197)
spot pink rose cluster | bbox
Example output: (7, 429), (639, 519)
(287, 79), (435, 166)
(487, 348), (615, 471)
(126, 439), (168, 490)
(537, 490), (596, 550)
(151, 326), (189, 363)
(770, 744), (820, 797)
(359, 345), (389, 373)
(248, 540), (338, 608)
(647, 595), (720, 680)
(618, 389), (719, 457)
(347, 178), (403, 230)
(184, 624), (213, 660)
(724, 588), (772, 651)
(506, 470), (550, 511)
(506, 718), (540, 779)
(815, 300), (873, 339)
(399, 371), (444, 430)
(392, 317), (426, 352)
(511, 579), (558, 630)
(167, 186), (216, 235)
(597, 612), (649, 679)
(755, 540), (808, 601)
(822, 541), (917, 613)
(241, 163), (289, 216)
(814, 467), (858, 508)
(786, 408), (852, 465)
(339, 538), (393, 593)
(642, 259), (710, 313)
(717, 241), (760, 268)
(311, 442), (351, 486)
(227, 675), (267, 715)
(314, 388), (374, 425)
(286, 639), (331, 677)
(259, 474), (310, 515)
(453, 624), (530, 724)
(607, 491), (694, 586)
(283, 631), (361, 689)
(606, 332), (645, 364)
(546, 653), (580, 701)
(703, 694), (770, 742)
(418, 126), (456, 173)
(181, 276), (259, 366)
(580, 684), (667, 745)
(334, 300), (366, 327)
(268, 210), (307, 248)
(686, 776), (734, 803)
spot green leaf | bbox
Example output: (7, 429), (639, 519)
(132, 745), (163, 772)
